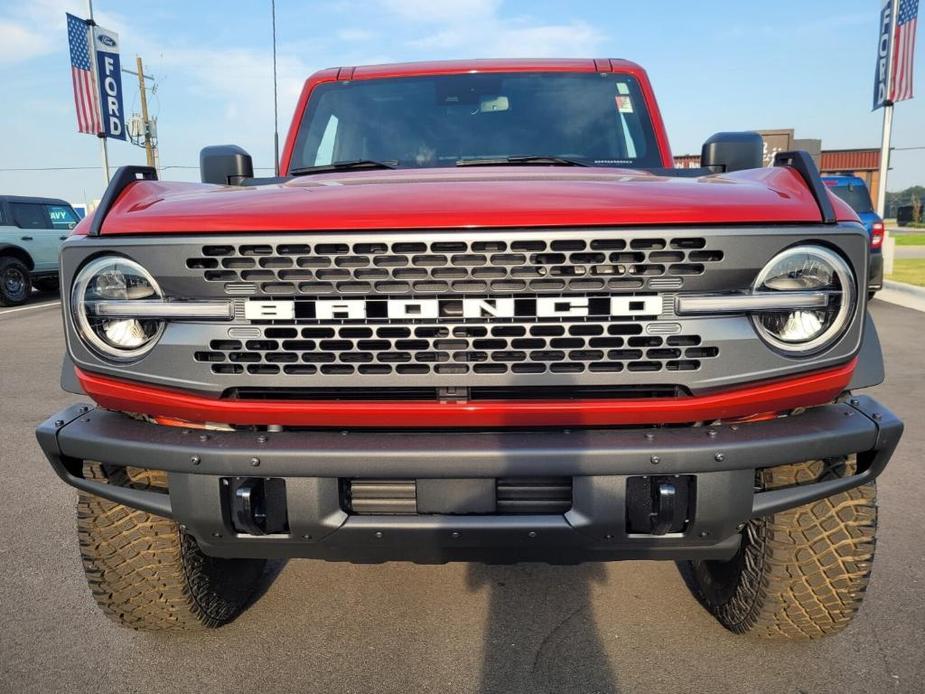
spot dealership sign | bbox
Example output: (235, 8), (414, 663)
(873, 1), (895, 109)
(93, 26), (125, 139)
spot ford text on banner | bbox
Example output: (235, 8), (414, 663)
(66, 13), (102, 135)
(873, 1), (896, 109)
(94, 26), (126, 140)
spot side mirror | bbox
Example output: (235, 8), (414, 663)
(200, 145), (254, 185)
(700, 132), (763, 173)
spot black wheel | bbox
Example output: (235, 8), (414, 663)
(685, 458), (877, 639)
(0, 256), (31, 306)
(33, 276), (59, 293)
(77, 464), (267, 631)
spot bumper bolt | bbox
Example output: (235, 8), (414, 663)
(698, 531), (710, 538)
(850, 398), (860, 406)
(645, 432), (655, 441)
(650, 455), (661, 465)
(707, 429), (718, 438)
(190, 455), (201, 465)
(199, 434), (209, 442)
(714, 453), (725, 462)
(303, 533), (312, 540)
(249, 457), (260, 467)
(212, 532), (222, 538)
(375, 531), (383, 539)
(528, 531), (537, 538)
(256, 434), (268, 444)
(451, 531), (460, 539)
(873, 413), (882, 420)
(54, 419), (64, 427)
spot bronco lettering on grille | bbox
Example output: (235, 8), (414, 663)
(243, 296), (663, 322)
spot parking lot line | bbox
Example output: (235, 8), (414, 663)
(0, 301), (61, 317)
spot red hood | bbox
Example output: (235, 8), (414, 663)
(90, 166), (853, 235)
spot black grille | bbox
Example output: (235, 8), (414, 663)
(187, 235), (723, 297)
(345, 477), (573, 515)
(196, 324), (718, 377)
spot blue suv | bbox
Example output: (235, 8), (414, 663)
(822, 175), (883, 298)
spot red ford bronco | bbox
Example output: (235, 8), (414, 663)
(37, 59), (902, 637)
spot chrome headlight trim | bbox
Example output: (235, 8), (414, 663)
(750, 245), (856, 355)
(71, 256), (166, 362)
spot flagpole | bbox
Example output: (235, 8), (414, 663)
(876, 102), (892, 218)
(875, 0), (899, 219)
(272, 0), (280, 176)
(87, 0), (110, 185)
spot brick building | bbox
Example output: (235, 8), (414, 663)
(674, 130), (882, 202)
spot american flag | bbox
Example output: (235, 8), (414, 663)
(890, 0), (919, 102)
(66, 13), (102, 134)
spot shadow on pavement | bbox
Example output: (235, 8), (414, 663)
(467, 562), (616, 693)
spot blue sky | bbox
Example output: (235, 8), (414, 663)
(0, 0), (921, 205)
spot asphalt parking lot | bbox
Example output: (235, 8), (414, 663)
(1, 299), (922, 694)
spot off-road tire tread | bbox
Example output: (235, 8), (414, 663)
(689, 458), (877, 639)
(77, 464), (266, 631)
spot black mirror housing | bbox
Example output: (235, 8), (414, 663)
(701, 132), (763, 173)
(200, 145), (254, 185)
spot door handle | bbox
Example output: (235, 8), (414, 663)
(60, 236), (68, 240)
(21, 236), (33, 241)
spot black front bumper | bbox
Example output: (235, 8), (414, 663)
(36, 396), (902, 564)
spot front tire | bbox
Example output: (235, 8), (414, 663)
(77, 464), (267, 631)
(0, 256), (31, 306)
(686, 458), (877, 639)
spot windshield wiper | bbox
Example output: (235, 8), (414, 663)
(289, 159), (398, 176)
(456, 155), (589, 167)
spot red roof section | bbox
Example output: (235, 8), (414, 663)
(345, 58), (645, 79)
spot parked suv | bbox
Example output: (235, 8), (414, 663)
(0, 195), (79, 305)
(822, 176), (884, 297)
(37, 59), (901, 638)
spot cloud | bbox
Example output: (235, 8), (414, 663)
(380, 0), (500, 23)
(413, 19), (605, 57)
(376, 0), (606, 58)
(0, 0), (132, 65)
(0, 20), (53, 65)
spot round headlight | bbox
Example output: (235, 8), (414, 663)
(751, 245), (855, 354)
(71, 257), (164, 361)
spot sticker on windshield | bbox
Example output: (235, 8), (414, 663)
(616, 95), (634, 113)
(616, 82), (630, 95)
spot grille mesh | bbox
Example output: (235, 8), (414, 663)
(186, 236), (723, 296)
(196, 323), (718, 377)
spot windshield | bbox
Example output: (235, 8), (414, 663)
(829, 183), (874, 214)
(290, 72), (662, 171)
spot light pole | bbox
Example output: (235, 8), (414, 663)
(272, 0), (280, 176)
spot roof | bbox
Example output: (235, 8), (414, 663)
(819, 148), (880, 172)
(332, 58), (645, 80)
(0, 195), (72, 205)
(821, 174), (867, 185)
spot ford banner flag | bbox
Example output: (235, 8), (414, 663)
(93, 25), (126, 140)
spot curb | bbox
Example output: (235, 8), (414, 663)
(874, 280), (925, 313)
(883, 279), (925, 299)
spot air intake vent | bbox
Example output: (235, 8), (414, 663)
(496, 477), (573, 514)
(344, 477), (573, 515)
(347, 480), (416, 514)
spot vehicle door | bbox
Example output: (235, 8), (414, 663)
(8, 202), (68, 272)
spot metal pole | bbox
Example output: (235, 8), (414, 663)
(272, 0), (280, 175)
(876, 103), (892, 217)
(136, 55), (155, 167)
(87, 0), (109, 184)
